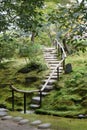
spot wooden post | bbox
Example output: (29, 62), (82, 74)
(24, 93), (26, 114)
(12, 89), (14, 111)
(63, 59), (65, 72)
(40, 91), (42, 108)
(61, 48), (62, 59)
(58, 45), (60, 56)
(57, 67), (59, 80)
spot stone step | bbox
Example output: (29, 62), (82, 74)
(42, 79), (56, 85)
(31, 120), (42, 126)
(45, 58), (58, 61)
(43, 50), (55, 53)
(30, 104), (40, 109)
(44, 56), (57, 59)
(32, 96), (40, 104)
(38, 123), (51, 129)
(47, 61), (59, 64)
(1, 115), (12, 120)
(44, 54), (58, 57)
(0, 108), (8, 112)
(50, 66), (63, 70)
(50, 69), (62, 73)
(13, 116), (23, 122)
(40, 85), (53, 92)
(45, 75), (57, 79)
(44, 85), (53, 92)
(0, 111), (7, 117)
(18, 119), (29, 125)
(45, 59), (58, 62)
(49, 64), (59, 67)
(43, 47), (55, 51)
(50, 52), (57, 55)
(38, 92), (49, 96)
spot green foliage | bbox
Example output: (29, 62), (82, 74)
(18, 40), (42, 63)
(1, 0), (44, 35)
(48, 0), (87, 52)
(0, 36), (16, 63)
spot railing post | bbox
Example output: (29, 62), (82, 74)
(57, 67), (59, 80)
(40, 91), (42, 108)
(58, 45), (60, 55)
(24, 93), (26, 114)
(63, 59), (65, 72)
(61, 48), (62, 59)
(12, 89), (14, 111)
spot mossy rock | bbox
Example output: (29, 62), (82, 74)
(25, 77), (39, 84)
(18, 63), (41, 73)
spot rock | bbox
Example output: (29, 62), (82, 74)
(30, 104), (40, 109)
(31, 120), (42, 126)
(38, 123), (51, 129)
(78, 114), (85, 119)
(65, 63), (72, 74)
(0, 108), (8, 112)
(1, 116), (12, 120)
(0, 112), (7, 117)
(18, 119), (29, 125)
(13, 117), (23, 122)
(25, 77), (38, 83)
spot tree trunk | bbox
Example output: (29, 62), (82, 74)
(62, 38), (71, 54)
(31, 32), (35, 43)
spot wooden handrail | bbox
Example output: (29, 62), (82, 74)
(10, 85), (40, 113)
(10, 85), (39, 93)
(41, 39), (67, 92)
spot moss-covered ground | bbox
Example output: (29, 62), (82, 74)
(36, 50), (87, 117)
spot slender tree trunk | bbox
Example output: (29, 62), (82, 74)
(62, 38), (71, 54)
(31, 32), (35, 43)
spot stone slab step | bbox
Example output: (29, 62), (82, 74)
(40, 85), (53, 92)
(30, 104), (40, 109)
(31, 120), (42, 126)
(45, 75), (57, 79)
(48, 61), (59, 64)
(38, 123), (51, 129)
(50, 69), (62, 73)
(13, 117), (23, 122)
(46, 59), (58, 62)
(43, 50), (55, 53)
(44, 85), (53, 92)
(1, 116), (12, 120)
(32, 97), (40, 104)
(50, 66), (63, 70)
(18, 119), (29, 125)
(0, 108), (8, 112)
(0, 111), (7, 117)
(44, 54), (58, 57)
(43, 47), (55, 51)
(42, 79), (56, 85)
(38, 92), (49, 96)
(44, 56), (57, 59)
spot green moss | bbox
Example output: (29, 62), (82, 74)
(40, 51), (87, 116)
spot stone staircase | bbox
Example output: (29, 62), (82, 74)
(30, 47), (63, 109)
